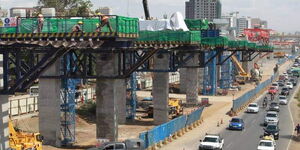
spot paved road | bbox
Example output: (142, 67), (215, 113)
(221, 80), (297, 150)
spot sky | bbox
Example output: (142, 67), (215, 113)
(0, 0), (299, 33)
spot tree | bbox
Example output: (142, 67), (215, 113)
(38, 0), (93, 16)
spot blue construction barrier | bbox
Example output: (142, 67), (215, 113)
(139, 107), (204, 148)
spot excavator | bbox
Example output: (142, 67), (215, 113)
(231, 55), (251, 85)
(9, 121), (43, 150)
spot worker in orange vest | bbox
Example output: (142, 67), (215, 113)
(96, 12), (113, 32)
(37, 14), (44, 33)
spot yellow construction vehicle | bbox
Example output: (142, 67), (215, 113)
(231, 55), (251, 85)
(9, 121), (43, 150)
(273, 52), (286, 58)
(147, 98), (183, 119)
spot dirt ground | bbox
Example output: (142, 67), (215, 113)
(289, 91), (300, 149)
(12, 57), (288, 150)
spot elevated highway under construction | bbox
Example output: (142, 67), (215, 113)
(0, 14), (274, 149)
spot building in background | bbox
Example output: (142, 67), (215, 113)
(260, 20), (268, 29)
(237, 17), (248, 36)
(10, 7), (37, 17)
(185, 0), (222, 21)
(250, 18), (261, 28)
(97, 7), (112, 15)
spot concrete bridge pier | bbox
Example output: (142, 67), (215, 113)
(179, 68), (187, 93)
(95, 53), (126, 142)
(152, 53), (169, 125)
(185, 55), (199, 105)
(0, 54), (9, 150)
(38, 60), (62, 147)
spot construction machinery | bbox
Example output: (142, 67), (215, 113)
(147, 98), (183, 119)
(9, 121), (43, 150)
(231, 55), (251, 84)
(273, 52), (286, 58)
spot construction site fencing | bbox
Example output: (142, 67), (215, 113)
(139, 107), (204, 148)
(137, 31), (201, 43)
(0, 16), (139, 34)
(9, 96), (38, 117)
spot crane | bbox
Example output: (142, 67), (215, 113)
(142, 0), (151, 20)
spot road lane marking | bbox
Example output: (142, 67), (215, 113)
(225, 142), (233, 149)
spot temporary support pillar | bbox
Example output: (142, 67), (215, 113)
(185, 55), (199, 104)
(203, 51), (217, 95)
(95, 53), (126, 142)
(179, 68), (187, 93)
(152, 53), (169, 125)
(39, 60), (61, 147)
(0, 54), (9, 150)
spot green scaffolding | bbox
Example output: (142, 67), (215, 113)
(137, 30), (201, 43)
(184, 19), (209, 30)
(0, 16), (139, 34)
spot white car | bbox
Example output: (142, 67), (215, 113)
(257, 136), (276, 150)
(271, 83), (279, 90)
(264, 111), (279, 126)
(247, 103), (259, 113)
(279, 95), (288, 105)
(199, 134), (224, 150)
(285, 82), (293, 89)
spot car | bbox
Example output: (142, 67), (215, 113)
(287, 69), (292, 74)
(279, 95), (288, 105)
(247, 103), (259, 113)
(264, 124), (280, 140)
(264, 111), (279, 126)
(279, 75), (286, 81)
(268, 87), (278, 94)
(277, 80), (285, 87)
(280, 87), (290, 96)
(228, 118), (245, 130)
(257, 136), (276, 150)
(289, 78), (298, 86)
(269, 102), (280, 112)
(285, 82), (293, 89)
(271, 83), (279, 90)
(199, 134), (224, 150)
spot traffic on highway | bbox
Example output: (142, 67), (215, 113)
(199, 58), (300, 150)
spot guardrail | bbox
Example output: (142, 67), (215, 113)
(139, 107), (205, 149)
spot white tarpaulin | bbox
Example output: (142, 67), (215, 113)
(139, 12), (189, 31)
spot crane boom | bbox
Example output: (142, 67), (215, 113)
(142, 0), (151, 20)
(231, 55), (250, 77)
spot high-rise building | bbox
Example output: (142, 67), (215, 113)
(97, 7), (112, 15)
(260, 20), (268, 29)
(185, 0), (222, 21)
(250, 18), (261, 28)
(237, 17), (248, 35)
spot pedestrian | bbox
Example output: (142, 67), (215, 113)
(96, 12), (113, 32)
(295, 123), (300, 136)
(37, 14), (44, 33)
(72, 21), (84, 33)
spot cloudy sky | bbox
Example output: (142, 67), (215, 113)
(0, 0), (299, 32)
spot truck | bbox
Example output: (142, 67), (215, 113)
(198, 134), (224, 150)
(88, 139), (144, 150)
(9, 121), (43, 150)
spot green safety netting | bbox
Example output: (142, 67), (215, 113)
(137, 30), (201, 43)
(247, 43), (257, 49)
(201, 36), (229, 47)
(0, 16), (138, 34)
(256, 45), (274, 51)
(184, 19), (209, 31)
(228, 40), (248, 49)
(0, 27), (17, 33)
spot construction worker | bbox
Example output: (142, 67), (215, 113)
(37, 14), (44, 33)
(96, 12), (113, 32)
(72, 21), (83, 33)
(295, 123), (300, 136)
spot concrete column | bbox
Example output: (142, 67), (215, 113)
(38, 60), (61, 147)
(0, 54), (10, 150)
(185, 55), (199, 104)
(96, 53), (126, 142)
(152, 53), (169, 125)
(179, 68), (186, 93)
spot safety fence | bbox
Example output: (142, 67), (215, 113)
(232, 76), (274, 113)
(139, 107), (205, 148)
(0, 16), (139, 34)
(9, 96), (38, 117)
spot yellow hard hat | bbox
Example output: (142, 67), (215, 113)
(78, 21), (83, 24)
(96, 12), (102, 15)
(96, 23), (99, 26)
(38, 14), (43, 17)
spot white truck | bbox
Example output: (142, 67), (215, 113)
(199, 134), (224, 150)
